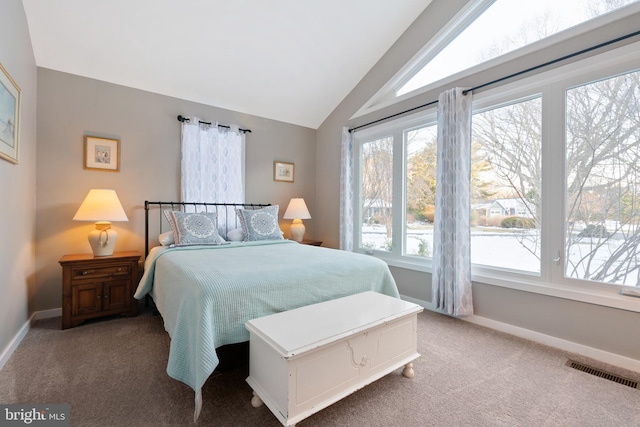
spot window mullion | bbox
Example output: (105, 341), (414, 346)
(540, 83), (565, 283)
(353, 139), (363, 251)
(392, 129), (405, 255)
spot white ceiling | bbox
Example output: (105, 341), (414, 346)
(22, 0), (432, 129)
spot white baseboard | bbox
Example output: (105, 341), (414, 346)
(465, 314), (640, 373)
(401, 294), (434, 310)
(400, 294), (640, 373)
(33, 307), (62, 321)
(0, 317), (30, 371)
(0, 307), (62, 371)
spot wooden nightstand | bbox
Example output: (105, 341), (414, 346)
(59, 251), (141, 329)
(301, 239), (322, 246)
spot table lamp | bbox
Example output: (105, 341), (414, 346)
(283, 198), (311, 242)
(73, 189), (129, 256)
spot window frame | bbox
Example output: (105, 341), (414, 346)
(354, 111), (438, 260)
(351, 0), (640, 122)
(351, 40), (640, 313)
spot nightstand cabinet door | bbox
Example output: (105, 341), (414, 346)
(102, 279), (132, 311)
(60, 251), (140, 329)
(71, 283), (102, 316)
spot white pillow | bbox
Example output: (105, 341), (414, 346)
(158, 231), (175, 246)
(226, 228), (245, 242)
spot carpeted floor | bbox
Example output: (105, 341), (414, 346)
(1, 308), (639, 426)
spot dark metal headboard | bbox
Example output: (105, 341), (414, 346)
(144, 201), (270, 256)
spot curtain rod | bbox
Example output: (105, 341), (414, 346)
(349, 29), (640, 134)
(177, 115), (252, 133)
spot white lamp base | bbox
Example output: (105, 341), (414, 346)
(290, 219), (305, 243)
(88, 222), (118, 256)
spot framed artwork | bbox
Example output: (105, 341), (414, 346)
(0, 63), (21, 164)
(84, 136), (120, 172)
(274, 161), (294, 183)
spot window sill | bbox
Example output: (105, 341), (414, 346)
(371, 252), (640, 313)
(472, 271), (640, 313)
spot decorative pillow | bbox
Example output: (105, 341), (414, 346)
(226, 227), (245, 242)
(163, 211), (227, 246)
(236, 205), (284, 241)
(158, 231), (175, 246)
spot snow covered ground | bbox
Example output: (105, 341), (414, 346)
(361, 224), (639, 286)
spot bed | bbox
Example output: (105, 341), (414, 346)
(134, 201), (400, 421)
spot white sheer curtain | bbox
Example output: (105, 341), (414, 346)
(340, 127), (355, 251)
(180, 117), (245, 233)
(431, 88), (474, 317)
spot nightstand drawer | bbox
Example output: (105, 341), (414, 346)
(71, 263), (131, 280)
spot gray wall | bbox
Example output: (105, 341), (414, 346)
(35, 68), (316, 312)
(0, 0), (38, 359)
(316, 0), (640, 362)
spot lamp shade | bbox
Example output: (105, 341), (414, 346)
(73, 189), (128, 256)
(283, 198), (311, 220)
(73, 189), (128, 222)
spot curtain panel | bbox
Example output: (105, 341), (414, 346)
(180, 118), (245, 234)
(340, 127), (355, 251)
(431, 88), (474, 317)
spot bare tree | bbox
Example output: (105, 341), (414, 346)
(472, 97), (542, 260)
(565, 71), (640, 284)
(474, 69), (640, 285)
(361, 137), (393, 242)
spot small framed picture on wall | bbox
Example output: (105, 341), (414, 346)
(84, 136), (120, 172)
(0, 62), (21, 164)
(274, 161), (294, 183)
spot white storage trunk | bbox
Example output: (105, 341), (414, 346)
(245, 291), (423, 426)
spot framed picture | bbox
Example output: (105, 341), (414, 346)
(0, 63), (21, 164)
(84, 136), (120, 172)
(274, 161), (294, 183)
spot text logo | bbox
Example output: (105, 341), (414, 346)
(0, 405), (69, 427)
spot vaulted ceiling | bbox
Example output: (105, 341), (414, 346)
(22, 0), (433, 129)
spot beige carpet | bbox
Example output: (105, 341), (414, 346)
(1, 308), (639, 426)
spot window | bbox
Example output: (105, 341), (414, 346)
(405, 124), (437, 257)
(359, 136), (394, 252)
(397, 0), (638, 97)
(471, 97), (542, 273)
(352, 40), (640, 301)
(565, 70), (640, 286)
(350, 0), (640, 309)
(356, 113), (437, 257)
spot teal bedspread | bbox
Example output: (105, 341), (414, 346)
(134, 240), (398, 416)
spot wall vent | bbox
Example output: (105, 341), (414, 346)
(567, 360), (638, 389)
